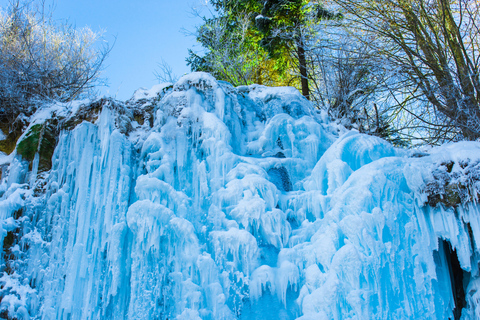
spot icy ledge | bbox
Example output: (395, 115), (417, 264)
(0, 72), (478, 320)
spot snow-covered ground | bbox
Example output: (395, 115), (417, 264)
(0, 72), (479, 319)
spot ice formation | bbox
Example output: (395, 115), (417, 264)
(0, 72), (479, 319)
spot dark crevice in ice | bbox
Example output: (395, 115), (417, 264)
(441, 239), (468, 320)
(267, 167), (292, 192)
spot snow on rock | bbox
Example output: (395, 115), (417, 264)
(0, 73), (479, 319)
(131, 83), (173, 102)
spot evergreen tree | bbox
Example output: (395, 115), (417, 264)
(188, 0), (337, 98)
(254, 0), (325, 99)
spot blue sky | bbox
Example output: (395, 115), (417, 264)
(2, 0), (206, 100)
(49, 0), (204, 99)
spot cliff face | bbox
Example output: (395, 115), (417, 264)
(0, 72), (479, 320)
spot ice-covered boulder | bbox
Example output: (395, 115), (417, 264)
(0, 73), (479, 319)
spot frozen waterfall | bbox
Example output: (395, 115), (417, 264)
(0, 72), (479, 319)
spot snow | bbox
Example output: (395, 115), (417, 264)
(0, 72), (479, 319)
(131, 83), (173, 101)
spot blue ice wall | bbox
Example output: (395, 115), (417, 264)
(0, 73), (479, 319)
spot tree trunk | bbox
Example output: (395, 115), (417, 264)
(296, 41), (310, 100)
(456, 105), (480, 140)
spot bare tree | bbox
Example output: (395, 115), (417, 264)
(154, 59), (179, 84)
(302, 18), (407, 142)
(331, 0), (480, 141)
(0, 0), (110, 121)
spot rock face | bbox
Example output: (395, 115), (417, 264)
(0, 72), (480, 319)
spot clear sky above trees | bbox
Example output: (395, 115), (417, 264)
(0, 0), (203, 100)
